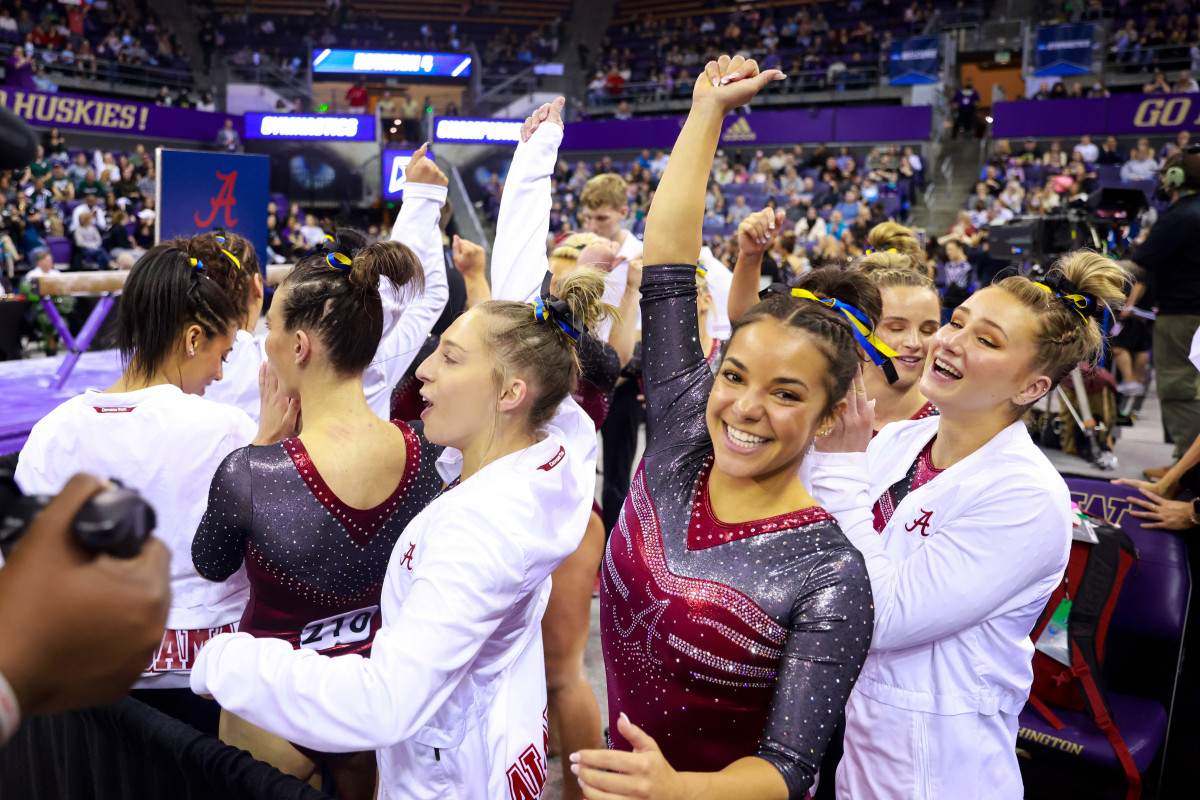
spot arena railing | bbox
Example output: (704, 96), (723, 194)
(0, 43), (196, 98)
(586, 65), (887, 115)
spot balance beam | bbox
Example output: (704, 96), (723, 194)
(31, 272), (128, 392)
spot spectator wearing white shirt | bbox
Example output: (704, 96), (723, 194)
(1073, 134), (1099, 164)
(72, 211), (113, 270)
(726, 194), (752, 226)
(1121, 145), (1161, 182)
(298, 214), (328, 247)
(70, 194), (107, 233)
(0, 9), (17, 33)
(649, 149), (669, 177)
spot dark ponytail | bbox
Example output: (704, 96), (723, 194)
(117, 243), (240, 382)
(279, 228), (424, 375)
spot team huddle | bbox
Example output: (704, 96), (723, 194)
(12, 56), (1128, 800)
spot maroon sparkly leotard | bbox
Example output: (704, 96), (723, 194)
(600, 264), (874, 799)
(193, 421), (443, 657)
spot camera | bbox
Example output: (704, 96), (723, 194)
(0, 467), (156, 559)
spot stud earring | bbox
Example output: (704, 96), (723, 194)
(188, 348), (194, 357)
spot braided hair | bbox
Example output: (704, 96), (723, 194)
(117, 243), (240, 382)
(278, 228), (424, 376)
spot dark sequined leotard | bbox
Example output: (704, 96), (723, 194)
(600, 264), (874, 799)
(193, 421), (443, 657)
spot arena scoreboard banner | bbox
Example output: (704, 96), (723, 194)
(433, 117), (523, 144)
(155, 149), (270, 272)
(244, 113), (377, 141)
(1033, 23), (1095, 77)
(0, 87), (238, 141)
(887, 36), (941, 86)
(993, 93), (1200, 137)
(312, 48), (472, 78)
(561, 105), (930, 151)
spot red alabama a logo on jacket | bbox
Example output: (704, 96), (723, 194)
(905, 508), (934, 537)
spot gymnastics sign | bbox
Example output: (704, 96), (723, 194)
(888, 36), (941, 86)
(1033, 23), (1094, 76)
(244, 113), (377, 141)
(0, 88), (237, 141)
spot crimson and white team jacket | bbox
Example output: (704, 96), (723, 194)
(362, 181), (449, 419)
(807, 416), (1071, 799)
(491, 122), (641, 341)
(15, 386), (257, 635)
(192, 420), (593, 800)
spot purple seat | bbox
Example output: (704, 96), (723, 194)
(1017, 478), (1190, 786)
(45, 235), (72, 267)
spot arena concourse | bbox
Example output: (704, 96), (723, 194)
(0, 0), (1198, 798)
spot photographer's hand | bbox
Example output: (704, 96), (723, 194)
(0, 474), (170, 722)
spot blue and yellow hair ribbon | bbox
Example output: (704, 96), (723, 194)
(696, 264), (708, 277)
(214, 235), (243, 270)
(534, 271), (584, 341)
(1034, 281), (1091, 323)
(789, 287), (901, 383)
(190, 257), (204, 272)
(326, 251), (353, 271)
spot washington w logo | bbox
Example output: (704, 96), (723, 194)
(722, 117), (757, 142)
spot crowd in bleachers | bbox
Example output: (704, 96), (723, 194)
(0, 0), (191, 90)
(948, 131), (1190, 241)
(0, 128), (158, 281)
(477, 138), (924, 280)
(211, 0), (564, 88)
(586, 0), (950, 110)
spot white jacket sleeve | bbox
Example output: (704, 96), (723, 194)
(191, 504), (527, 753)
(363, 182), (449, 418)
(490, 123), (563, 303)
(807, 451), (1069, 652)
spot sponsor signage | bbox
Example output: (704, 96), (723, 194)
(244, 113), (376, 141)
(888, 36), (942, 86)
(382, 148), (435, 200)
(1034, 23), (1095, 77)
(433, 117), (523, 144)
(0, 87), (237, 141)
(993, 93), (1200, 137)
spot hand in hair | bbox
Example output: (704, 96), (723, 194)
(737, 207), (787, 259)
(815, 366), (873, 454)
(694, 54), (786, 115)
(253, 361), (301, 445)
(405, 142), (447, 188)
(520, 96), (565, 143)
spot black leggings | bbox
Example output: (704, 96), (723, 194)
(131, 688), (221, 736)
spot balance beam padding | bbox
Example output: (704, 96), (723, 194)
(266, 265), (295, 287)
(35, 271), (129, 295)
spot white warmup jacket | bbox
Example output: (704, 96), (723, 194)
(698, 245), (732, 340)
(204, 328), (268, 421)
(192, 419), (594, 800)
(807, 416), (1071, 800)
(492, 123), (641, 341)
(15, 386), (257, 633)
(363, 182), (449, 419)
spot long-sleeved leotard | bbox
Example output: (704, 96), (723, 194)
(193, 421), (444, 657)
(600, 263), (874, 799)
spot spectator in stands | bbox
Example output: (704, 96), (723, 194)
(197, 91), (216, 112)
(1074, 134), (1099, 164)
(1121, 145), (1161, 182)
(96, 152), (120, 184)
(1144, 71), (1171, 94)
(1097, 135), (1127, 165)
(346, 81), (368, 115)
(1161, 130), (1191, 160)
(71, 192), (106, 233)
(613, 100), (632, 120)
(726, 194), (752, 226)
(952, 77), (979, 139)
(65, 152), (89, 186)
(72, 211), (112, 270)
(76, 169), (104, 198)
(400, 89), (421, 144)
(48, 163), (73, 202)
(936, 239), (976, 323)
(795, 204), (826, 242)
(1017, 137), (1041, 165)
(999, 179), (1024, 212)
(216, 119), (241, 153)
(154, 85), (174, 106)
(134, 210), (154, 250)
(1176, 70), (1199, 93)
(298, 214), (327, 247)
(137, 165), (156, 201)
(24, 176), (53, 213)
(103, 209), (141, 268)
(1042, 140), (1068, 171)
(705, 182), (725, 218)
(835, 188), (860, 220)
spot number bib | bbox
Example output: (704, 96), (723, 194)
(300, 606), (379, 652)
